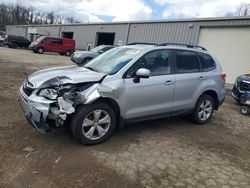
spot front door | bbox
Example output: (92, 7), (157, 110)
(122, 49), (175, 119)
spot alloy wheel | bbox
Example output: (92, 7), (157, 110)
(82, 110), (111, 140)
(198, 100), (212, 121)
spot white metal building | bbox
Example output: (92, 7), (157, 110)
(6, 17), (250, 83)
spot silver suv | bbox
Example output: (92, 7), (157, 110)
(19, 43), (226, 145)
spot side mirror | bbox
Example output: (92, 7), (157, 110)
(98, 50), (104, 54)
(133, 68), (150, 83)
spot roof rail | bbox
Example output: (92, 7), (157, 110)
(127, 42), (157, 45)
(157, 43), (207, 51)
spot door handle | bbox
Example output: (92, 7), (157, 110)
(164, 80), (174, 85)
(198, 76), (206, 80)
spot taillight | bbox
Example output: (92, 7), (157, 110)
(220, 71), (226, 81)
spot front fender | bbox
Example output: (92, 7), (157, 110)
(77, 81), (123, 105)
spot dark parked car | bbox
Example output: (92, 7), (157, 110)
(0, 35), (4, 46)
(71, 45), (114, 65)
(4, 35), (31, 48)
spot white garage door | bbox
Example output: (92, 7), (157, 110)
(198, 27), (250, 83)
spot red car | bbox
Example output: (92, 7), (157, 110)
(29, 36), (75, 56)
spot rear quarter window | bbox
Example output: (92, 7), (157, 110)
(199, 53), (216, 71)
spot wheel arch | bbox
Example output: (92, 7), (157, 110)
(37, 46), (45, 52)
(95, 97), (121, 118)
(91, 97), (123, 128)
(199, 90), (219, 110)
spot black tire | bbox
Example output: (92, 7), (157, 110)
(37, 47), (44, 54)
(191, 94), (215, 124)
(82, 57), (92, 65)
(8, 43), (17, 48)
(70, 102), (116, 145)
(240, 106), (250, 115)
(65, 50), (72, 56)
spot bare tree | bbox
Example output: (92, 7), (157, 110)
(55, 15), (65, 24)
(0, 3), (81, 30)
(236, 3), (250, 16)
(47, 12), (55, 24)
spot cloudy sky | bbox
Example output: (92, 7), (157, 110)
(0, 0), (249, 22)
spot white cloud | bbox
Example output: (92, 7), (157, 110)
(154, 0), (250, 18)
(0, 0), (152, 22)
(77, 0), (152, 21)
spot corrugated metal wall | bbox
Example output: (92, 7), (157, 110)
(6, 18), (250, 49)
(37, 26), (60, 37)
(6, 25), (27, 38)
(127, 22), (199, 44)
(61, 24), (128, 49)
(127, 19), (250, 45)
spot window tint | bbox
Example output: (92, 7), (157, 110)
(102, 47), (113, 52)
(42, 38), (50, 44)
(125, 50), (172, 78)
(175, 51), (200, 74)
(51, 39), (63, 44)
(199, 53), (216, 71)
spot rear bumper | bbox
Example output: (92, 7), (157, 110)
(19, 86), (54, 133)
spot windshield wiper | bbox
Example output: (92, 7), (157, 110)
(84, 66), (99, 72)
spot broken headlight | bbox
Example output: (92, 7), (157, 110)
(39, 88), (58, 100)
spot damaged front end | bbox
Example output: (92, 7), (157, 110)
(19, 76), (106, 133)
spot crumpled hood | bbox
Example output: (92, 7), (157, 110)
(28, 65), (106, 88)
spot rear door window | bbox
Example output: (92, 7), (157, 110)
(175, 50), (200, 74)
(199, 53), (216, 71)
(51, 39), (63, 45)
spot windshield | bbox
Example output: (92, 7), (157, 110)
(36, 36), (45, 42)
(84, 47), (142, 75)
(90, 45), (105, 53)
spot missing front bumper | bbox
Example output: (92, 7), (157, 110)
(19, 87), (53, 133)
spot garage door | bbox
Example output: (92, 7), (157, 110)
(198, 27), (250, 83)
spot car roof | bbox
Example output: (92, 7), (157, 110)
(123, 44), (155, 50)
(125, 43), (209, 54)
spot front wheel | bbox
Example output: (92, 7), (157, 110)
(191, 95), (215, 124)
(70, 102), (116, 145)
(82, 57), (92, 65)
(37, 47), (44, 54)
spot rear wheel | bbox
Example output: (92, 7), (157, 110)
(70, 102), (116, 145)
(191, 95), (215, 124)
(65, 50), (72, 56)
(8, 43), (17, 48)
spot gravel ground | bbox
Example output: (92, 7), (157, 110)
(0, 47), (249, 188)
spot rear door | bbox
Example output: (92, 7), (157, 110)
(50, 38), (63, 52)
(172, 50), (205, 112)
